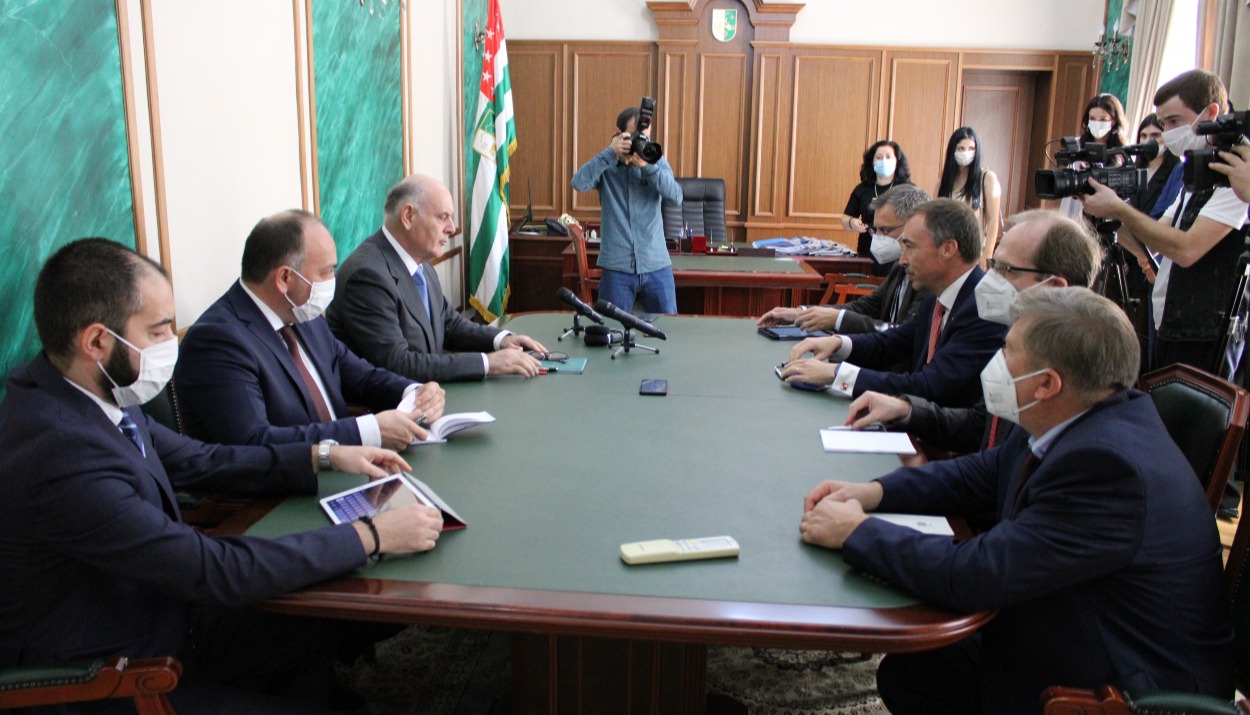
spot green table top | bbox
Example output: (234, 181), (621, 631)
(248, 315), (920, 612)
(668, 255), (807, 273)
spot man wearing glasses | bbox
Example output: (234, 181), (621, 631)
(759, 184), (931, 338)
(842, 210), (1103, 456)
(781, 198), (1007, 408)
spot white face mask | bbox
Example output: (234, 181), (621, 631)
(1087, 120), (1113, 139)
(99, 331), (179, 408)
(1161, 121), (1206, 157)
(980, 349), (1048, 424)
(873, 158), (897, 178)
(953, 149), (976, 167)
(870, 234), (903, 263)
(285, 269), (336, 323)
(974, 271), (1055, 326)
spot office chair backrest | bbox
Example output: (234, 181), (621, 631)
(1140, 362), (1250, 514)
(662, 178), (727, 244)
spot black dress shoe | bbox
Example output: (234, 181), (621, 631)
(1219, 505), (1240, 520)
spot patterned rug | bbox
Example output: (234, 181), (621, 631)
(338, 628), (887, 715)
(706, 648), (888, 715)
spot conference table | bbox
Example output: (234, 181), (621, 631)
(235, 313), (990, 713)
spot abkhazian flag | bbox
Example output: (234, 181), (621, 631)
(467, 0), (515, 322)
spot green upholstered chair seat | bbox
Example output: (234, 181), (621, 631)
(1126, 690), (1241, 715)
(0, 659), (104, 690)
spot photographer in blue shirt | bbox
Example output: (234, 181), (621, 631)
(572, 104), (683, 313)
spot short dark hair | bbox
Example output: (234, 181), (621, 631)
(616, 107), (640, 133)
(34, 238), (165, 362)
(859, 140), (912, 185)
(240, 209), (318, 284)
(1154, 69), (1228, 115)
(915, 198), (982, 263)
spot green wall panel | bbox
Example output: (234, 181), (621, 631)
(312, 0), (403, 255)
(0, 0), (136, 393)
(462, 0), (488, 196)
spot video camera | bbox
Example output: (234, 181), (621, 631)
(1183, 111), (1249, 192)
(628, 97), (664, 164)
(1035, 137), (1154, 201)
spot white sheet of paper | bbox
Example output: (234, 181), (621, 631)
(870, 513), (954, 536)
(820, 427), (916, 455)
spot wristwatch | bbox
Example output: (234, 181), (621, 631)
(318, 439), (338, 471)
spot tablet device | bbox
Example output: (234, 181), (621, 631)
(320, 474), (430, 525)
(757, 326), (830, 340)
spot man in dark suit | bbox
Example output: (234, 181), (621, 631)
(799, 288), (1232, 714)
(177, 210), (445, 450)
(0, 238), (444, 713)
(327, 174), (547, 383)
(782, 198), (1008, 407)
(843, 209), (1104, 455)
(758, 184), (930, 335)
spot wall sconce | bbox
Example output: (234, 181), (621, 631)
(1092, 31), (1131, 70)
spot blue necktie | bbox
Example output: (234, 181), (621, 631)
(119, 412), (147, 458)
(412, 267), (430, 317)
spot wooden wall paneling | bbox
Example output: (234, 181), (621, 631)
(1053, 54), (1098, 140)
(959, 51), (1057, 72)
(508, 43), (563, 223)
(748, 48), (787, 223)
(698, 52), (750, 224)
(657, 42), (697, 179)
(960, 70), (1037, 216)
(1028, 72), (1057, 208)
(787, 52), (881, 226)
(566, 44), (657, 218)
(883, 52), (960, 195)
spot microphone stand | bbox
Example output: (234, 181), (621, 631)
(558, 313), (590, 342)
(610, 327), (660, 359)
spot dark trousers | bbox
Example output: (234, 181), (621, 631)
(876, 634), (983, 715)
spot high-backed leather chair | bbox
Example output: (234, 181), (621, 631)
(662, 178), (727, 244)
(1141, 362), (1249, 514)
(567, 223), (600, 304)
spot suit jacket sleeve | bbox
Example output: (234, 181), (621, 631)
(844, 439), (1147, 613)
(24, 425), (365, 608)
(323, 322), (418, 409)
(837, 280), (890, 333)
(148, 417), (318, 496)
(902, 396), (988, 454)
(847, 299), (1007, 407)
(177, 322), (367, 446)
(332, 261), (490, 383)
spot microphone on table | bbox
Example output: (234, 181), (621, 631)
(555, 287), (605, 325)
(593, 299), (668, 340)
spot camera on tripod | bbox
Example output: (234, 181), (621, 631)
(628, 97), (664, 164)
(1183, 111), (1249, 192)
(1035, 137), (1153, 201)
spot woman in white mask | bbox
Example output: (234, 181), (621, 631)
(1133, 112), (1182, 218)
(937, 126), (1002, 267)
(1079, 93), (1129, 162)
(1061, 93), (1131, 222)
(841, 140), (912, 274)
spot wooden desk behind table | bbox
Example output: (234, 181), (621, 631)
(231, 314), (990, 714)
(508, 233), (874, 314)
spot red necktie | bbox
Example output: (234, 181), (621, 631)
(926, 302), (947, 364)
(279, 326), (333, 422)
(987, 415), (1001, 447)
(1012, 452), (1041, 503)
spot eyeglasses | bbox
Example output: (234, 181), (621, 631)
(987, 258), (1049, 276)
(868, 224), (904, 238)
(527, 350), (569, 363)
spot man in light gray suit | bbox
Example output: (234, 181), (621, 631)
(328, 174), (547, 383)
